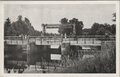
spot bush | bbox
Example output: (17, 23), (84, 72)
(56, 41), (116, 73)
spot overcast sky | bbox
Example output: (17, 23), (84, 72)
(4, 4), (115, 33)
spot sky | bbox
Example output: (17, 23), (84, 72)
(4, 4), (115, 33)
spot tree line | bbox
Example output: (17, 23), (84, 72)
(4, 15), (41, 36)
(59, 13), (116, 36)
(58, 18), (84, 36)
(83, 23), (116, 35)
(4, 13), (116, 36)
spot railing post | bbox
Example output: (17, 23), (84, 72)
(77, 37), (78, 44)
(84, 38), (86, 44)
(41, 37), (42, 45)
(92, 38), (94, 44)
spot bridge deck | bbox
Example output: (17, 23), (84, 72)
(5, 39), (101, 46)
(4, 35), (115, 46)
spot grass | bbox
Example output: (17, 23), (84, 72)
(55, 41), (116, 73)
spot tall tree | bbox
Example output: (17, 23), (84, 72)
(4, 18), (11, 36)
(59, 18), (84, 36)
(4, 18), (16, 36)
(69, 18), (84, 35)
(59, 18), (73, 36)
(4, 15), (42, 36)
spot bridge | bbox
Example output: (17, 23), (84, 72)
(4, 35), (115, 46)
(4, 35), (116, 67)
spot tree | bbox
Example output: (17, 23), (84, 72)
(111, 24), (116, 35)
(4, 15), (42, 36)
(4, 18), (17, 36)
(112, 13), (116, 22)
(18, 15), (22, 21)
(90, 13), (116, 35)
(59, 18), (84, 36)
(60, 18), (68, 24)
(59, 18), (73, 36)
(90, 23), (100, 35)
(4, 18), (11, 36)
(82, 28), (91, 35)
(111, 13), (116, 35)
(96, 27), (106, 35)
(90, 23), (113, 35)
(69, 18), (84, 35)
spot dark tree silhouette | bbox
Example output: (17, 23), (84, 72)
(60, 18), (68, 24)
(69, 18), (84, 35)
(4, 18), (11, 36)
(59, 18), (73, 36)
(59, 18), (84, 36)
(90, 23), (113, 35)
(4, 15), (42, 36)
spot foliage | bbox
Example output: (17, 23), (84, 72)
(69, 18), (84, 35)
(112, 13), (116, 22)
(84, 13), (116, 35)
(60, 18), (68, 24)
(4, 15), (42, 36)
(56, 42), (116, 73)
(4, 18), (16, 36)
(111, 24), (116, 35)
(82, 28), (91, 35)
(89, 23), (115, 35)
(58, 18), (84, 36)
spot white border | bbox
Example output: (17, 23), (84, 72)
(0, 1), (119, 77)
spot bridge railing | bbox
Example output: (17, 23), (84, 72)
(4, 35), (115, 45)
(4, 36), (23, 40)
(4, 35), (115, 40)
(34, 38), (102, 45)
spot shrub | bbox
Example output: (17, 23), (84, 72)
(55, 41), (116, 73)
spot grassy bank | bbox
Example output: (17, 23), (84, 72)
(55, 41), (116, 73)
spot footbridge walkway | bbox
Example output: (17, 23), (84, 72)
(4, 35), (115, 46)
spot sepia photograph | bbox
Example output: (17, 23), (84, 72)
(1, 1), (119, 75)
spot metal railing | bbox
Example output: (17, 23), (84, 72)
(4, 35), (115, 45)
(4, 35), (115, 40)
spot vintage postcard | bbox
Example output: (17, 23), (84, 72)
(0, 1), (119, 77)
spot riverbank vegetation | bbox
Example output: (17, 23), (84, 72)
(55, 41), (116, 73)
(4, 13), (116, 36)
